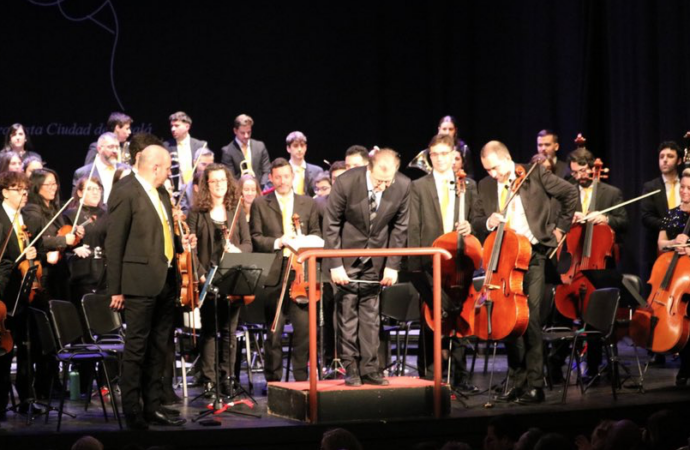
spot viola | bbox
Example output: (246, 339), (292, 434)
(0, 300), (11, 356)
(289, 214), (321, 304)
(423, 170), (483, 337)
(46, 215), (97, 265)
(474, 165), (533, 341)
(17, 226), (43, 304)
(554, 157), (616, 320)
(175, 211), (200, 311)
(630, 214), (690, 353)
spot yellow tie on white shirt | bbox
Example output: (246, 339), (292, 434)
(668, 179), (678, 209)
(155, 191), (174, 263)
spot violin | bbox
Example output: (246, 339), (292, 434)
(630, 214), (690, 353)
(0, 300), (11, 356)
(474, 164), (533, 341)
(424, 170), (483, 337)
(17, 226), (43, 304)
(175, 210), (200, 311)
(46, 215), (97, 265)
(554, 157), (616, 320)
(289, 214), (321, 304)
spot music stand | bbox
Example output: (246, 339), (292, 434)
(193, 253), (274, 423)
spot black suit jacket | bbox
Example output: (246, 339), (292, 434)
(221, 139), (271, 188)
(105, 176), (182, 297)
(471, 163), (578, 245)
(165, 137), (208, 193)
(72, 162), (129, 191)
(408, 174), (477, 272)
(249, 191), (321, 253)
(552, 159), (570, 179)
(324, 166), (411, 274)
(573, 180), (628, 238)
(187, 208), (252, 277)
(641, 177), (668, 233)
(301, 162), (325, 197)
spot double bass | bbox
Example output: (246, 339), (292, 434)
(424, 170), (483, 337)
(474, 165), (533, 341)
(630, 215), (690, 353)
(554, 158), (616, 320)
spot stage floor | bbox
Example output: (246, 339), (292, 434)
(1, 341), (689, 450)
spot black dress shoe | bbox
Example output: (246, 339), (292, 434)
(125, 413), (149, 430)
(361, 372), (389, 386)
(494, 387), (523, 403)
(161, 406), (181, 416)
(203, 382), (216, 399)
(145, 409), (187, 426)
(345, 366), (362, 387)
(515, 388), (545, 405)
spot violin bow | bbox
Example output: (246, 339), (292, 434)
(72, 159), (98, 234)
(0, 208), (22, 263)
(14, 197), (75, 264)
(579, 189), (661, 222)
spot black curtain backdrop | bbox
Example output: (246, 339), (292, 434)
(2, 0), (690, 280)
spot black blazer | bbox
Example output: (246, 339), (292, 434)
(641, 176), (668, 233)
(165, 137), (208, 193)
(72, 162), (129, 191)
(408, 174), (477, 272)
(105, 176), (183, 297)
(302, 162), (325, 197)
(573, 180), (628, 238)
(221, 139), (271, 188)
(552, 159), (570, 179)
(471, 163), (578, 245)
(249, 191), (321, 253)
(187, 208), (252, 277)
(324, 166), (411, 274)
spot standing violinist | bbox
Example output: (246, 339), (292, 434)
(472, 141), (578, 404)
(0, 171), (43, 417)
(408, 134), (478, 393)
(656, 169), (690, 385)
(567, 148), (628, 382)
(249, 158), (321, 386)
(187, 164), (252, 397)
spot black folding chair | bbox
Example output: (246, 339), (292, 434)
(81, 293), (125, 344)
(380, 282), (421, 376)
(31, 306), (122, 431)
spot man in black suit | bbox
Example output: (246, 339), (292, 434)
(408, 134), (478, 392)
(324, 149), (411, 386)
(84, 112), (133, 165)
(221, 114), (271, 189)
(106, 145), (187, 429)
(537, 129), (569, 179)
(250, 158), (321, 383)
(0, 171), (42, 418)
(472, 141), (578, 404)
(73, 132), (129, 203)
(165, 111), (209, 197)
(641, 141), (683, 274)
(285, 131), (324, 197)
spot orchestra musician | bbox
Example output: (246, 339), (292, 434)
(285, 131), (324, 197)
(165, 111), (209, 196)
(0, 171), (43, 417)
(106, 145), (188, 429)
(73, 132), (130, 204)
(187, 163), (252, 397)
(2, 123), (43, 162)
(437, 116), (474, 178)
(84, 112), (133, 166)
(408, 134), (478, 392)
(655, 169), (690, 386)
(249, 158), (321, 385)
(221, 114), (272, 189)
(536, 129), (569, 179)
(472, 141), (578, 404)
(324, 149), (411, 386)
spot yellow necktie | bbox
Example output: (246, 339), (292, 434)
(582, 187), (592, 213)
(156, 192), (174, 263)
(499, 183), (511, 227)
(295, 166), (305, 195)
(242, 145), (253, 173)
(279, 195), (292, 256)
(668, 179), (678, 209)
(440, 179), (452, 234)
(14, 220), (24, 253)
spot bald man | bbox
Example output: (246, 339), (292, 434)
(324, 149), (411, 386)
(106, 146), (187, 429)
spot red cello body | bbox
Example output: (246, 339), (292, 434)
(630, 247), (690, 354)
(474, 226), (531, 340)
(0, 300), (12, 356)
(553, 223), (615, 319)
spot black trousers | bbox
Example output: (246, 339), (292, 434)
(120, 268), (176, 415)
(200, 294), (241, 382)
(335, 264), (381, 377)
(263, 271), (310, 382)
(505, 248), (546, 389)
(0, 312), (31, 409)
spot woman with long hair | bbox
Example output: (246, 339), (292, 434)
(237, 174), (261, 222)
(0, 151), (23, 173)
(2, 123), (42, 161)
(187, 163), (252, 397)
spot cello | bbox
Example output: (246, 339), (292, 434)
(630, 214), (690, 354)
(554, 158), (616, 320)
(474, 164), (534, 341)
(423, 170), (483, 337)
